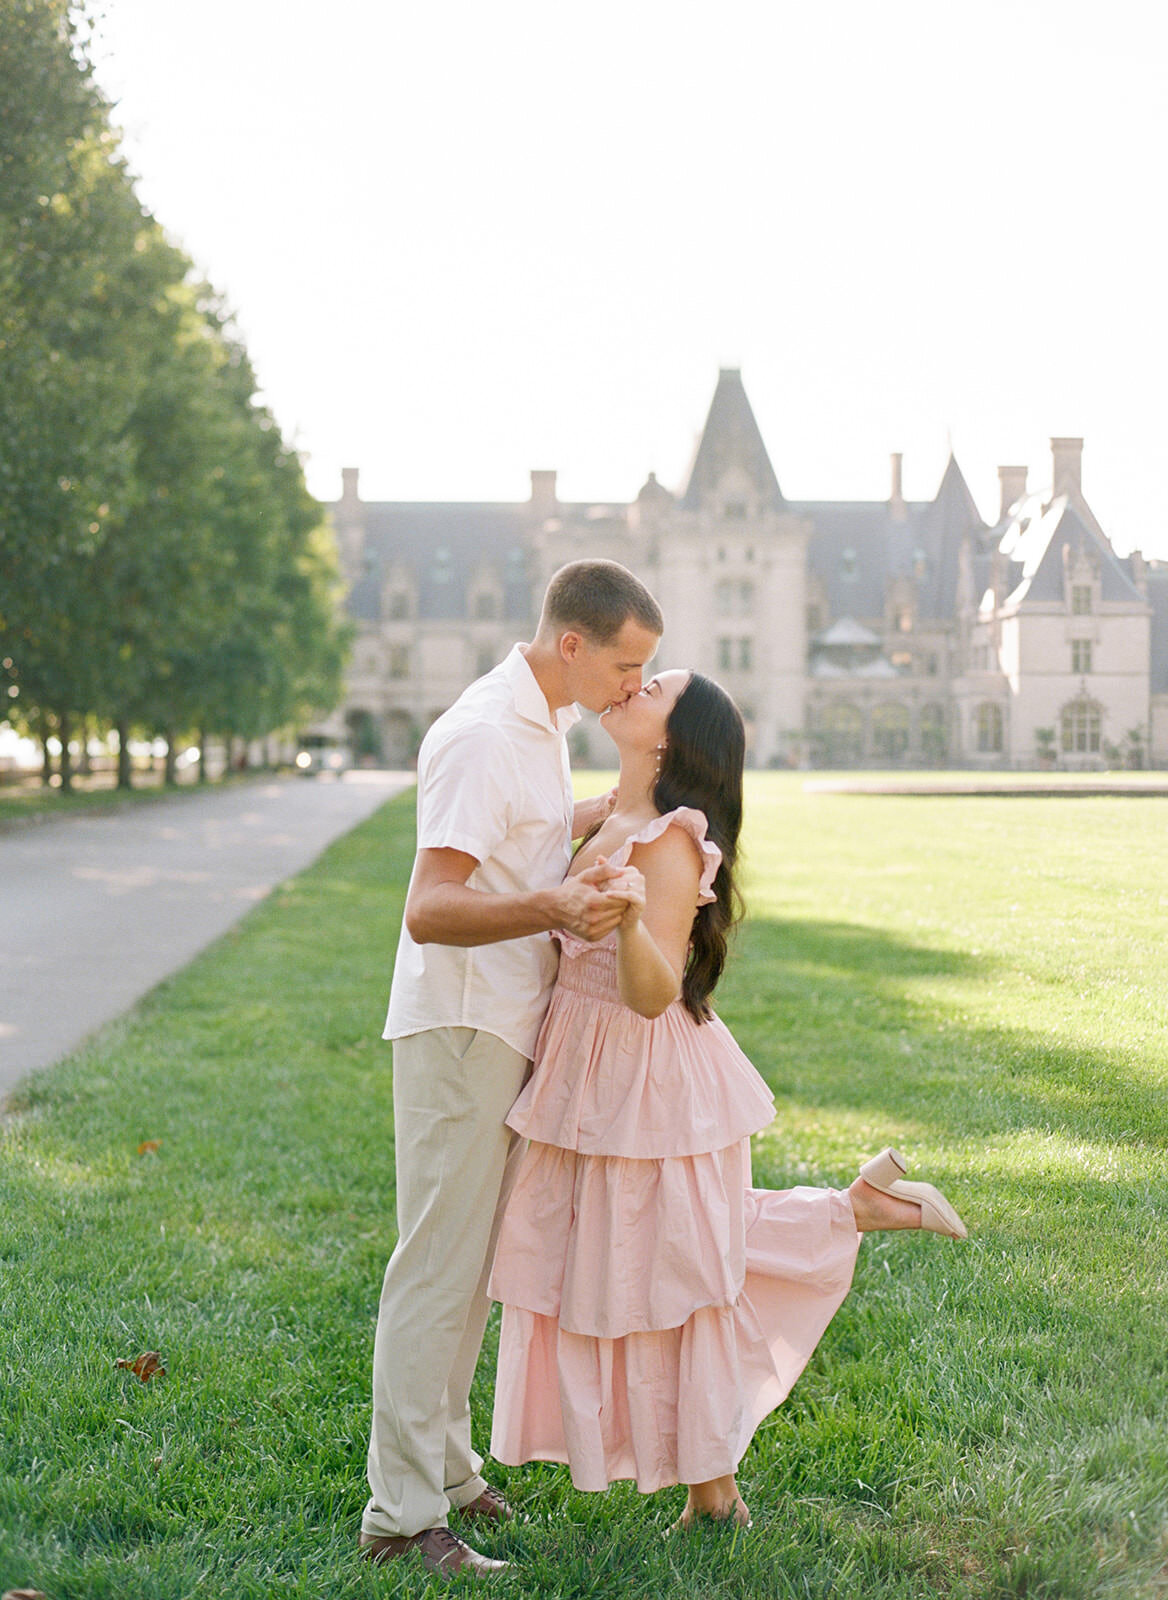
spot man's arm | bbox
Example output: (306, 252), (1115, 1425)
(572, 788), (617, 841)
(404, 848), (629, 948)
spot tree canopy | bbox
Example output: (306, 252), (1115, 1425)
(0, 0), (348, 785)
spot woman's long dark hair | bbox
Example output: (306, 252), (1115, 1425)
(653, 673), (745, 1022)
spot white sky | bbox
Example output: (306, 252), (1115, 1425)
(88, 0), (1168, 554)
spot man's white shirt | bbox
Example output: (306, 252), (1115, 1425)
(384, 644), (581, 1060)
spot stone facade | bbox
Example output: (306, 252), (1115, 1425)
(324, 371), (1168, 769)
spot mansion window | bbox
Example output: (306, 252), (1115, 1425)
(1072, 584), (1093, 615)
(1061, 700), (1101, 754)
(1072, 640), (1092, 674)
(716, 580), (754, 616)
(841, 547), (858, 581)
(975, 702), (1003, 753)
(387, 591), (410, 620)
(813, 701), (863, 765)
(472, 592), (499, 621)
(920, 702), (946, 760)
(896, 607), (913, 633)
(723, 502), (747, 520)
(717, 637), (753, 671)
(872, 703), (910, 760)
(388, 646), (410, 679)
(890, 650), (912, 669)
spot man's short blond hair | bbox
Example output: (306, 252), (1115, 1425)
(539, 560), (663, 644)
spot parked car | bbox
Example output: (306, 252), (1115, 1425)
(294, 736), (352, 776)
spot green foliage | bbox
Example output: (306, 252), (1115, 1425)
(2, 778), (1167, 1597)
(0, 0), (347, 780)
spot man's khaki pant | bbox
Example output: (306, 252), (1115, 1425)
(362, 1027), (530, 1539)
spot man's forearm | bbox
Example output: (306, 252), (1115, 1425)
(572, 790), (613, 840)
(405, 881), (560, 947)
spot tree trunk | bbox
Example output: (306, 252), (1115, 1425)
(77, 716), (92, 776)
(116, 719), (133, 789)
(163, 730), (177, 787)
(58, 709), (73, 793)
(38, 714), (54, 787)
(197, 727), (208, 784)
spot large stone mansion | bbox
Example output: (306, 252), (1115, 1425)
(326, 370), (1168, 769)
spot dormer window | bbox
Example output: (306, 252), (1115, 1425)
(841, 547), (858, 581)
(433, 548), (452, 584)
(1072, 584), (1093, 615)
(724, 502), (747, 520)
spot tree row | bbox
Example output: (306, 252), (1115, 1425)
(0, 0), (349, 788)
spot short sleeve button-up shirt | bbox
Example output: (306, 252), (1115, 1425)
(383, 645), (580, 1060)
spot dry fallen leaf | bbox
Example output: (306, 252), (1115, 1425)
(137, 1140), (162, 1155)
(4, 1589), (49, 1599)
(116, 1350), (166, 1383)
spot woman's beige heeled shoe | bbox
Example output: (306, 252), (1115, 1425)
(858, 1147), (968, 1240)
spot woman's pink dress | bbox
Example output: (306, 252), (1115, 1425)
(488, 807), (861, 1493)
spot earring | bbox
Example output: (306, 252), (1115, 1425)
(654, 743), (666, 776)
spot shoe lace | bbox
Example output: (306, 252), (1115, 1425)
(429, 1528), (466, 1559)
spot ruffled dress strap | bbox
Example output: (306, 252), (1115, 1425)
(555, 808), (721, 959)
(608, 806), (721, 905)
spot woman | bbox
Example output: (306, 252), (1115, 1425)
(488, 670), (966, 1528)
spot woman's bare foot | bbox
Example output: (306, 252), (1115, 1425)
(848, 1175), (923, 1232)
(671, 1474), (751, 1531)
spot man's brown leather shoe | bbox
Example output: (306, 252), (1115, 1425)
(457, 1484), (516, 1523)
(358, 1527), (509, 1579)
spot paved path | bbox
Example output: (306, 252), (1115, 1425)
(0, 771), (414, 1095)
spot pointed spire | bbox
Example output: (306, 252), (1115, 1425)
(929, 453), (985, 534)
(681, 369), (783, 512)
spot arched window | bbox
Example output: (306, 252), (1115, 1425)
(1061, 699), (1101, 754)
(814, 701), (863, 765)
(976, 702), (1003, 753)
(921, 702), (947, 761)
(872, 702), (910, 761)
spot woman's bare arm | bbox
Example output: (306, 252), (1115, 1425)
(612, 828), (703, 1018)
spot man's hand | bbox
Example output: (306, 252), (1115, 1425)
(551, 859), (631, 942)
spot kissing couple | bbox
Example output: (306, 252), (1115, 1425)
(357, 559), (966, 1580)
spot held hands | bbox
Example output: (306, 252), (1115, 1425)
(596, 863), (645, 931)
(555, 857), (637, 943)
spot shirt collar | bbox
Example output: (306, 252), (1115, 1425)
(504, 644), (581, 735)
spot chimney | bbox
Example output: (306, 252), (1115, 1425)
(889, 453), (906, 521)
(341, 467), (360, 504)
(1051, 438), (1083, 499)
(530, 469), (558, 517)
(998, 465), (1027, 521)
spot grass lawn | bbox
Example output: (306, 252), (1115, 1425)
(2, 774), (1166, 1599)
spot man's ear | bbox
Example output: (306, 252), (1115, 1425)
(558, 630), (583, 663)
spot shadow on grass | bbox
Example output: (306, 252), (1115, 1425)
(724, 915), (1168, 1155)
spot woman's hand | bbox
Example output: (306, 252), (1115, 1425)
(604, 866), (646, 931)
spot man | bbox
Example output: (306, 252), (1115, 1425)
(360, 559), (664, 1580)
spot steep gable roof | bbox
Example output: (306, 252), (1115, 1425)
(915, 455), (987, 620)
(681, 369), (784, 512)
(1002, 497), (1147, 609)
